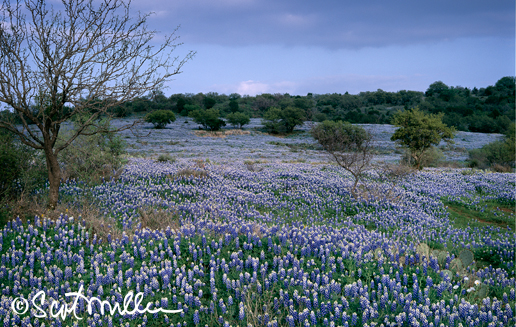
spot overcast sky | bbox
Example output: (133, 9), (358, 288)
(134, 0), (514, 95)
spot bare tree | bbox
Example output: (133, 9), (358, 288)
(0, 0), (195, 208)
(311, 120), (373, 198)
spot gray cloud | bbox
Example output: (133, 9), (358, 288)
(135, 0), (514, 49)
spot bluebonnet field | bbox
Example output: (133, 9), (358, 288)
(0, 119), (514, 327)
(111, 118), (503, 163)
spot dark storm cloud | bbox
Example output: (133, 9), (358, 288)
(135, 0), (514, 48)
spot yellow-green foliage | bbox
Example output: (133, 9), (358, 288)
(391, 107), (455, 169)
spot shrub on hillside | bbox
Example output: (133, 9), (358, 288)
(262, 106), (305, 133)
(262, 107), (283, 133)
(156, 154), (176, 163)
(58, 123), (127, 184)
(190, 108), (226, 131)
(226, 112), (250, 129)
(181, 104), (201, 116)
(401, 146), (445, 168)
(391, 107), (455, 170)
(145, 110), (176, 129)
(0, 129), (46, 201)
(468, 123), (515, 170)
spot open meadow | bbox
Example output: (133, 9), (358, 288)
(112, 118), (503, 163)
(0, 119), (514, 327)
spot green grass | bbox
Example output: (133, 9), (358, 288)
(444, 199), (515, 273)
(444, 200), (515, 231)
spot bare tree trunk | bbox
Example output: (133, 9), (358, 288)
(412, 152), (422, 170)
(351, 175), (359, 199)
(44, 146), (61, 209)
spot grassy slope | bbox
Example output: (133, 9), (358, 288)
(445, 200), (515, 230)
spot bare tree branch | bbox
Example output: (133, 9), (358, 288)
(0, 0), (195, 208)
(311, 121), (374, 199)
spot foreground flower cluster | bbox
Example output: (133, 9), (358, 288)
(1, 159), (514, 326)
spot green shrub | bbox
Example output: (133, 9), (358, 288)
(145, 110), (176, 129)
(401, 146), (445, 168)
(58, 126), (127, 184)
(189, 108), (226, 131)
(226, 112), (250, 129)
(228, 99), (239, 113)
(469, 142), (514, 169)
(391, 107), (455, 170)
(182, 104), (201, 116)
(262, 107), (283, 133)
(0, 129), (46, 200)
(156, 154), (176, 163)
(112, 103), (133, 117)
(468, 123), (515, 169)
(0, 132), (20, 199)
(262, 106), (305, 133)
(313, 112), (328, 122)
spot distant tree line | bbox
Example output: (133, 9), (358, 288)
(2, 77), (513, 134)
(421, 77), (515, 134)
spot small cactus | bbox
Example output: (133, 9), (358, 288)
(459, 249), (474, 268)
(450, 258), (464, 273)
(437, 251), (448, 267)
(477, 283), (489, 298)
(416, 243), (430, 260)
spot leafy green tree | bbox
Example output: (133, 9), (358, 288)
(494, 76), (516, 98)
(112, 102), (133, 118)
(145, 110), (176, 129)
(262, 107), (283, 133)
(203, 97), (216, 109)
(226, 112), (250, 129)
(262, 106), (305, 133)
(190, 108), (226, 131)
(182, 104), (201, 116)
(132, 98), (151, 112)
(175, 97), (187, 113)
(313, 112), (328, 122)
(391, 107), (455, 170)
(228, 100), (240, 113)
(282, 106), (305, 132)
(311, 120), (373, 198)
(425, 81), (450, 98)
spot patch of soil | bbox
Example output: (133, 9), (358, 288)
(498, 207), (514, 213)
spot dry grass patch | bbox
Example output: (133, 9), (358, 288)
(193, 159), (208, 168)
(138, 207), (180, 231)
(194, 129), (251, 138)
(13, 196), (128, 243)
(309, 161), (329, 165)
(244, 162), (264, 172)
(281, 159), (307, 163)
(491, 164), (513, 173)
(172, 168), (209, 179)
